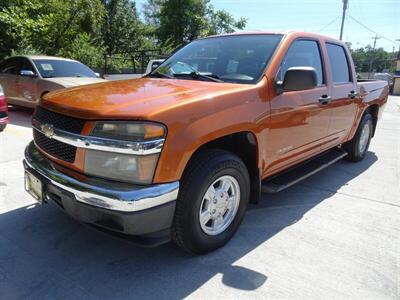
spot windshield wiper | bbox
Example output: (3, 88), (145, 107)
(148, 71), (175, 79)
(174, 72), (223, 83)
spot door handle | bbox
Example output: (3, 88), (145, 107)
(319, 94), (331, 105)
(348, 90), (358, 99)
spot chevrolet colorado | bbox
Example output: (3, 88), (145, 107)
(23, 32), (389, 254)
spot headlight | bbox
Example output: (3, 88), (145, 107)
(84, 122), (166, 184)
(84, 150), (159, 184)
(91, 122), (165, 141)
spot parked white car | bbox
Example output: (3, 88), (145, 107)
(0, 56), (105, 108)
(103, 59), (164, 81)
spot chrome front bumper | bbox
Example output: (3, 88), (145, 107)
(23, 142), (179, 212)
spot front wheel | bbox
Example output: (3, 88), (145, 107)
(172, 149), (250, 254)
(343, 113), (373, 162)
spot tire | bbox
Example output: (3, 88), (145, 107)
(343, 113), (373, 162)
(172, 149), (250, 254)
(0, 124), (6, 132)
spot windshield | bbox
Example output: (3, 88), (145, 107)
(33, 59), (97, 78)
(152, 34), (282, 84)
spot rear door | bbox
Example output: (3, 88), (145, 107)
(323, 42), (357, 148)
(266, 39), (332, 174)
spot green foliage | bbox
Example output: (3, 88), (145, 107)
(0, 0), (105, 64)
(349, 45), (397, 73)
(0, 0), (248, 69)
(58, 33), (106, 67)
(143, 0), (162, 28)
(102, 0), (146, 55)
(157, 0), (210, 47)
(143, 0), (247, 48)
(207, 9), (246, 36)
(6, 0), (396, 75)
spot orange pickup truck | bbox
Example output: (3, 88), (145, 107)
(23, 32), (389, 254)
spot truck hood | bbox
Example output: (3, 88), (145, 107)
(43, 77), (105, 87)
(41, 78), (250, 120)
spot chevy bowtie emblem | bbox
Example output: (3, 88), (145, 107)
(41, 124), (55, 139)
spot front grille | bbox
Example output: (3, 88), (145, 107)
(33, 106), (85, 134)
(34, 129), (77, 163)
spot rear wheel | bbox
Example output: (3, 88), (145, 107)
(343, 113), (373, 162)
(172, 149), (250, 254)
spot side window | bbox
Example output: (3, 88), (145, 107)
(326, 43), (351, 84)
(279, 40), (324, 86)
(19, 58), (36, 74)
(0, 58), (19, 75)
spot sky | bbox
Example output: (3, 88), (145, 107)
(135, 0), (400, 51)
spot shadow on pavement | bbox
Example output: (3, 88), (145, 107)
(0, 152), (377, 299)
(8, 105), (34, 128)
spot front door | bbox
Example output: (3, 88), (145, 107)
(15, 57), (40, 105)
(265, 39), (332, 175)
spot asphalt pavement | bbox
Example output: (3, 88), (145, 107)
(0, 97), (399, 299)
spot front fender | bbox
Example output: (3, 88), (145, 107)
(153, 100), (267, 183)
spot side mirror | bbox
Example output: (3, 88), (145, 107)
(20, 70), (37, 77)
(276, 67), (317, 94)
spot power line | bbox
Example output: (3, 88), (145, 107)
(348, 15), (400, 45)
(316, 16), (340, 33)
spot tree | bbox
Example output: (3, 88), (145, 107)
(102, 0), (147, 55)
(157, 0), (209, 47)
(142, 0), (162, 28)
(143, 0), (247, 48)
(0, 0), (105, 62)
(207, 9), (247, 36)
(58, 33), (106, 68)
(0, 0), (248, 69)
(350, 45), (396, 73)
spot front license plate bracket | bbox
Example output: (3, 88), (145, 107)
(25, 171), (44, 204)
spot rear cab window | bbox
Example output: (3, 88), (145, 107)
(326, 43), (352, 84)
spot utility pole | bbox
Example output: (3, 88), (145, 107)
(368, 35), (381, 79)
(371, 35), (380, 49)
(339, 0), (348, 40)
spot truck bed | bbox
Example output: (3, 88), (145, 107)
(357, 79), (388, 103)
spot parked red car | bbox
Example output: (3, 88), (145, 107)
(0, 83), (9, 131)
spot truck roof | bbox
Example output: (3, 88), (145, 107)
(204, 31), (345, 44)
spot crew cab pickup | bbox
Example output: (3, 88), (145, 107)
(23, 32), (389, 254)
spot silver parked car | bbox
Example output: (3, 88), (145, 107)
(0, 56), (105, 108)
